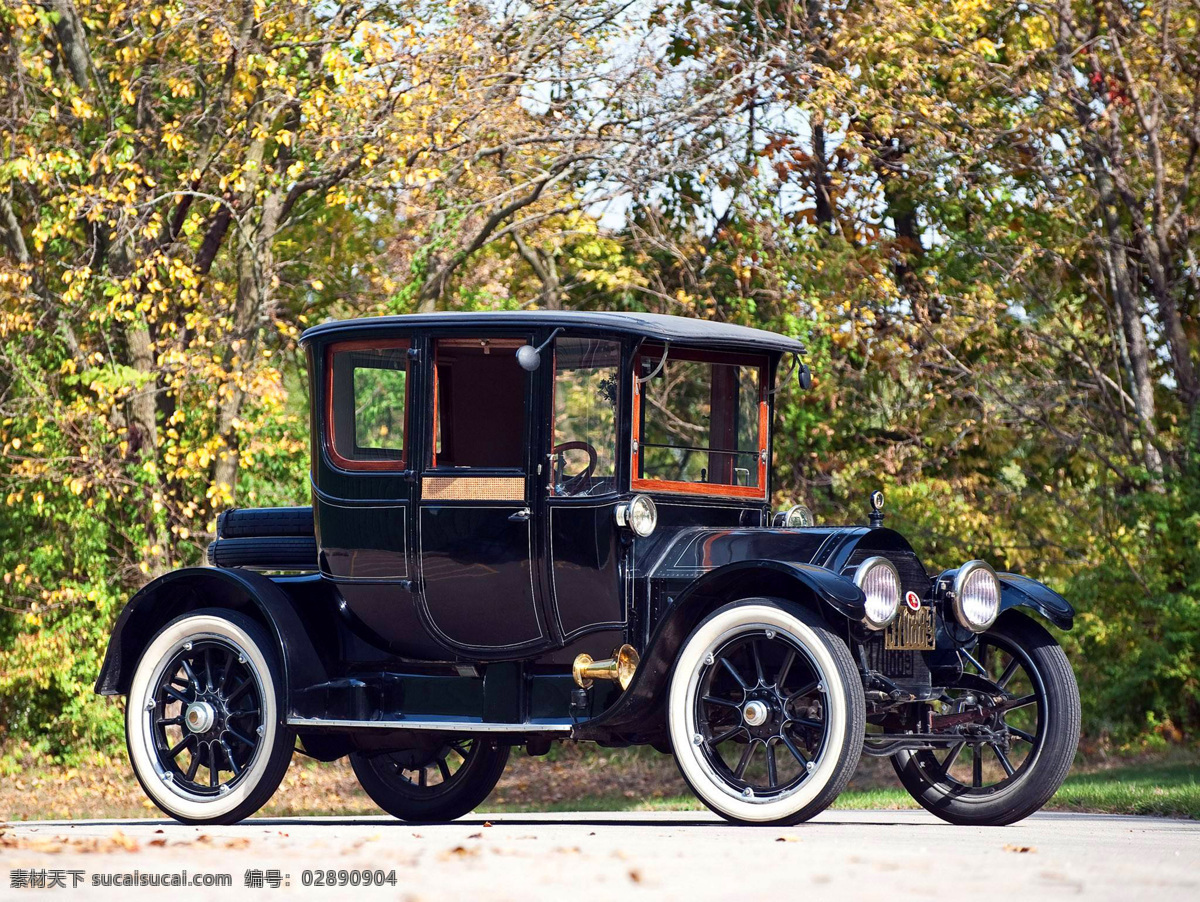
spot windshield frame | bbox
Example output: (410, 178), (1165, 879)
(630, 344), (770, 500)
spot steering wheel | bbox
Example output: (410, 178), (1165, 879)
(552, 441), (598, 493)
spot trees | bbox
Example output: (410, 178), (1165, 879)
(1, 0), (1196, 756)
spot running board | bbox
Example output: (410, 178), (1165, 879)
(287, 716), (574, 733)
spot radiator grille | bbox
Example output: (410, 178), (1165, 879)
(845, 549), (933, 685)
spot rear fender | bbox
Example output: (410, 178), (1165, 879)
(95, 568), (329, 710)
(573, 561), (863, 741)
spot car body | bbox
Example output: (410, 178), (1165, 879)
(97, 312), (1080, 826)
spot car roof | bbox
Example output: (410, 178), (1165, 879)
(299, 311), (806, 355)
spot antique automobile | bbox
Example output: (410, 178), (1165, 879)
(96, 311), (1080, 827)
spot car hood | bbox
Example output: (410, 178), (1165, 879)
(645, 526), (920, 582)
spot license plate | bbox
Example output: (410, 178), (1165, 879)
(885, 605), (936, 651)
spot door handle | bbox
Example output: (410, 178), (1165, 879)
(508, 508), (532, 522)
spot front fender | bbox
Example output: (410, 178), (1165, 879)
(95, 567), (328, 707)
(998, 573), (1074, 630)
(673, 560), (867, 621)
(572, 561), (864, 742)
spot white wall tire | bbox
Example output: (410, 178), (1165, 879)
(668, 599), (865, 825)
(125, 609), (294, 825)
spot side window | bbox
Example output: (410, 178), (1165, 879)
(634, 346), (767, 497)
(327, 342), (410, 470)
(553, 338), (620, 496)
(431, 338), (528, 469)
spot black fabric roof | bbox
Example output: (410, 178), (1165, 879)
(300, 311), (806, 355)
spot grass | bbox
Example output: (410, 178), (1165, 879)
(1048, 760), (1200, 819)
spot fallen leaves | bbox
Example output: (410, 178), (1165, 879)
(1003, 844), (1037, 854)
(0, 829), (141, 855)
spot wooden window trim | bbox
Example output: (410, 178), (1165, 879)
(325, 338), (412, 472)
(630, 345), (769, 500)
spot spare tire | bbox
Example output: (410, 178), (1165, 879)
(206, 536), (318, 571)
(216, 507), (314, 539)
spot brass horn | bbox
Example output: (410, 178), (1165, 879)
(572, 644), (640, 691)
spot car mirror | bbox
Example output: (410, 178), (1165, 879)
(798, 361), (812, 390)
(516, 345), (542, 371)
(515, 327), (563, 372)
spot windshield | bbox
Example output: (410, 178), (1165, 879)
(633, 346), (767, 497)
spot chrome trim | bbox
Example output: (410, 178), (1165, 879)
(286, 717), (574, 733)
(951, 559), (1000, 632)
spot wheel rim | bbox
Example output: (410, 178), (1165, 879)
(142, 637), (266, 799)
(911, 631), (1045, 795)
(370, 739), (485, 797)
(693, 629), (831, 800)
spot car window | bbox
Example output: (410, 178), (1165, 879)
(553, 338), (620, 496)
(327, 343), (409, 469)
(635, 346), (766, 495)
(432, 337), (528, 469)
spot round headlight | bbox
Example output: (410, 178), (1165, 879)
(952, 560), (1000, 632)
(784, 505), (814, 528)
(616, 494), (657, 537)
(854, 556), (901, 629)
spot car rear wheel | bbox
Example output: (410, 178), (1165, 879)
(668, 599), (865, 826)
(125, 609), (295, 825)
(351, 738), (509, 822)
(890, 612), (1080, 826)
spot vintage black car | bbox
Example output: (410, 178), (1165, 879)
(96, 312), (1079, 827)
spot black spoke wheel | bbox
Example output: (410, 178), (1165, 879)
(669, 599), (865, 826)
(694, 631), (831, 799)
(891, 612), (1079, 826)
(126, 609), (295, 825)
(351, 737), (509, 822)
(149, 640), (265, 796)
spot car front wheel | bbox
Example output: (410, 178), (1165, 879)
(125, 609), (295, 825)
(890, 612), (1080, 826)
(668, 599), (865, 826)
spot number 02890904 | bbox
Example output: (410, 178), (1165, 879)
(301, 870), (397, 888)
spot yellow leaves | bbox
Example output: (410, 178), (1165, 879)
(69, 96), (94, 119)
(971, 37), (999, 61)
(162, 128), (186, 153)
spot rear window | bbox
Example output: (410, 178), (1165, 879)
(327, 342), (410, 470)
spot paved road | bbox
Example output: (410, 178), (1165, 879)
(2, 810), (1197, 899)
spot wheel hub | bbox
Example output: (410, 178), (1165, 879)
(185, 701), (217, 734)
(742, 699), (770, 727)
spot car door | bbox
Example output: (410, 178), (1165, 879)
(416, 334), (550, 656)
(541, 336), (628, 640)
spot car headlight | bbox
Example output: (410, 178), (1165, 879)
(777, 504), (814, 528)
(615, 494), (657, 537)
(854, 556), (901, 629)
(952, 560), (1000, 632)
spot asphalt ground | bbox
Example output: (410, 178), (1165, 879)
(2, 809), (1197, 900)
